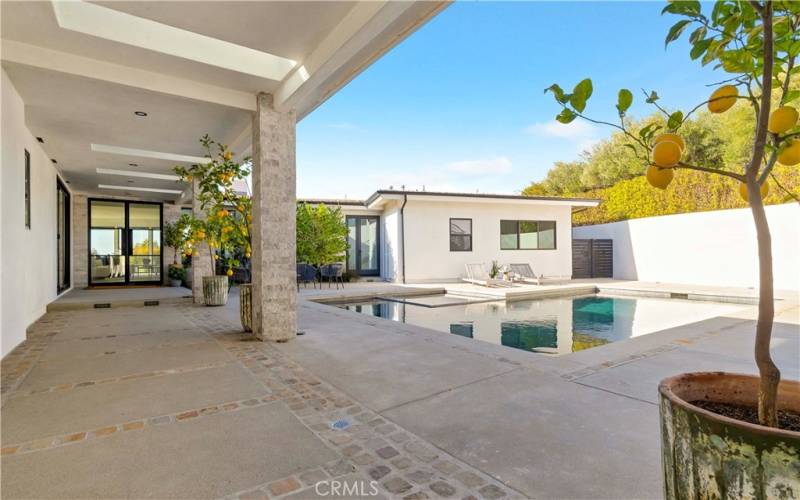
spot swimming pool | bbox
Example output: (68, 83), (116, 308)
(335, 294), (744, 355)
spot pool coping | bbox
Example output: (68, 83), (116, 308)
(306, 283), (763, 306)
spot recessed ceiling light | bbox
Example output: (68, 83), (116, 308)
(134, 111), (148, 117)
(51, 159), (57, 164)
(36, 137), (44, 143)
(129, 163), (138, 167)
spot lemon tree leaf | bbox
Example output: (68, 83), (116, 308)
(784, 90), (800, 104)
(556, 108), (577, 124)
(690, 38), (712, 60)
(616, 89), (633, 115)
(667, 111), (684, 130)
(665, 20), (691, 47)
(544, 83), (568, 104)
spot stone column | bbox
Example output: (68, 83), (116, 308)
(251, 93), (297, 341)
(191, 178), (212, 304)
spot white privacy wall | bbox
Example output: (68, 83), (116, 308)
(402, 200), (574, 282)
(1, 68), (69, 357)
(573, 203), (800, 291)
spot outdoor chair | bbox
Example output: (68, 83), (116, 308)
(320, 263), (345, 289)
(462, 263), (513, 288)
(508, 263), (569, 285)
(296, 263), (318, 290)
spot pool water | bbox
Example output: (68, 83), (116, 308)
(336, 294), (743, 355)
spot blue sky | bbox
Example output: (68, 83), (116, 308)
(296, 1), (723, 200)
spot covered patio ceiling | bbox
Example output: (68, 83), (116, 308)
(1, 0), (447, 200)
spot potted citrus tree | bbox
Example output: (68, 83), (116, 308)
(175, 135), (251, 308)
(544, 1), (799, 497)
(164, 214), (191, 287)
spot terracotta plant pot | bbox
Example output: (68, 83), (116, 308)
(239, 283), (252, 332)
(202, 276), (228, 306)
(659, 372), (800, 499)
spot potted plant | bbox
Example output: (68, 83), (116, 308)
(489, 260), (501, 280)
(164, 215), (191, 287)
(544, 1), (799, 497)
(175, 135), (251, 312)
(167, 265), (186, 287)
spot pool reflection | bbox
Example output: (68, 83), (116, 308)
(338, 293), (743, 355)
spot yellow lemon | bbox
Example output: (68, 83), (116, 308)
(654, 133), (686, 153)
(768, 106), (799, 134)
(739, 181), (769, 202)
(226, 269), (234, 277)
(245, 252), (251, 258)
(646, 165), (674, 189)
(708, 85), (738, 113)
(223, 151), (233, 161)
(778, 139), (800, 166)
(652, 140), (682, 167)
(214, 255), (220, 260)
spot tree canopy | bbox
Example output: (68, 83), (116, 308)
(523, 82), (800, 226)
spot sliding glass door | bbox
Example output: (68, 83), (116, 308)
(346, 215), (379, 276)
(89, 199), (162, 285)
(128, 203), (161, 283)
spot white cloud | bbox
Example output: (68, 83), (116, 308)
(524, 119), (597, 140)
(446, 156), (512, 176)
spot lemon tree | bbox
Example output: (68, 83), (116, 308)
(175, 135), (252, 279)
(545, 0), (799, 427)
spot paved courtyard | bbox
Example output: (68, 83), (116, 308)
(1, 283), (798, 499)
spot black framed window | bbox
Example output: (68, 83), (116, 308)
(24, 149), (31, 229)
(449, 218), (472, 252)
(500, 220), (556, 250)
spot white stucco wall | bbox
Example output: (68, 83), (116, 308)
(402, 199), (574, 282)
(380, 203), (402, 281)
(573, 203), (800, 291)
(1, 68), (71, 357)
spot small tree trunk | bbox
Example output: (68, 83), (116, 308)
(747, 175), (780, 427)
(746, 0), (779, 428)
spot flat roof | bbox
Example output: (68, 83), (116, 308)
(298, 198), (366, 206)
(364, 190), (600, 206)
(299, 191), (601, 210)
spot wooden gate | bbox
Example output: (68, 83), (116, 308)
(572, 239), (613, 278)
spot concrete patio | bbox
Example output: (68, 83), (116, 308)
(2, 283), (798, 499)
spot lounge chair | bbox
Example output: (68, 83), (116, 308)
(462, 263), (513, 288)
(508, 263), (569, 285)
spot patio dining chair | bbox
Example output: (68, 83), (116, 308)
(320, 263), (345, 289)
(296, 263), (318, 290)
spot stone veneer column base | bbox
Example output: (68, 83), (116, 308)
(250, 93), (297, 341)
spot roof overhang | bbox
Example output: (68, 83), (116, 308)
(364, 191), (602, 211)
(1, 1), (449, 201)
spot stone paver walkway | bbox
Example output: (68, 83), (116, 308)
(1, 302), (514, 499)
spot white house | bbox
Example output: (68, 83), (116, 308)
(301, 190), (600, 283)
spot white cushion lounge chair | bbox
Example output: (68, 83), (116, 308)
(508, 263), (569, 285)
(463, 263), (513, 288)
